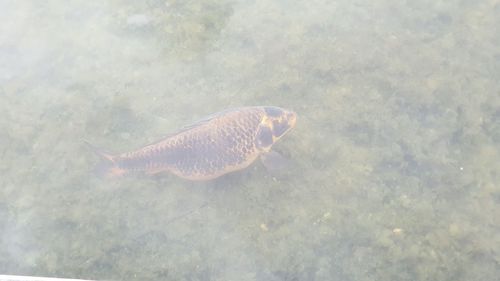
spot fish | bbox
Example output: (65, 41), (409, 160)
(88, 106), (297, 181)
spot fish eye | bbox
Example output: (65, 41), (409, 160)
(264, 106), (284, 118)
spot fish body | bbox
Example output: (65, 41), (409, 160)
(92, 106), (297, 180)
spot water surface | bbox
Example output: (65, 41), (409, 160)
(1, 0), (499, 280)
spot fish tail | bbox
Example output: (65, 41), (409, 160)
(84, 140), (126, 178)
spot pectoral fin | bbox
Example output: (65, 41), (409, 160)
(260, 150), (289, 171)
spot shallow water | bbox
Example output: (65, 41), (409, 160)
(1, 0), (499, 280)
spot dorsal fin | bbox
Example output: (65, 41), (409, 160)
(132, 107), (254, 151)
(177, 107), (248, 132)
(140, 108), (238, 148)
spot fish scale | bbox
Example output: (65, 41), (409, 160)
(89, 106), (297, 181)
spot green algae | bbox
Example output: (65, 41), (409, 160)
(0, 0), (499, 280)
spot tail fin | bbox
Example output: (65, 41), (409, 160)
(84, 140), (126, 178)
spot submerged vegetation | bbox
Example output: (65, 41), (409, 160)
(0, 0), (499, 280)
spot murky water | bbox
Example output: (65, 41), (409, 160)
(1, 0), (499, 280)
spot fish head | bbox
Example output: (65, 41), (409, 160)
(255, 106), (297, 151)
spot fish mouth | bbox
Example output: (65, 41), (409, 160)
(287, 111), (297, 128)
